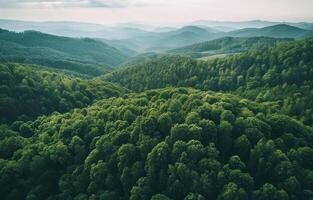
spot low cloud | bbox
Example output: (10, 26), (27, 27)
(0, 0), (145, 8)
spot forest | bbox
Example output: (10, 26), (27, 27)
(1, 88), (313, 200)
(104, 38), (313, 125)
(0, 24), (313, 200)
(168, 37), (293, 57)
(0, 63), (128, 123)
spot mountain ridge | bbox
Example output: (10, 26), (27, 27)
(168, 36), (294, 57)
(0, 28), (129, 76)
(226, 24), (313, 39)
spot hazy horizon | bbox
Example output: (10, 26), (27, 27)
(1, 18), (313, 27)
(0, 0), (313, 25)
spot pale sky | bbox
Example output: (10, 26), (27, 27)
(0, 0), (313, 25)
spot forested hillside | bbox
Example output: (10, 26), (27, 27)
(0, 29), (129, 76)
(0, 63), (128, 123)
(104, 38), (313, 124)
(1, 88), (312, 200)
(169, 37), (293, 57)
(225, 24), (313, 39)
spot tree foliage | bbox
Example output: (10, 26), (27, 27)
(0, 88), (312, 200)
(105, 38), (313, 125)
(0, 63), (128, 123)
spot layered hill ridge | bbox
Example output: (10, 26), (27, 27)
(104, 26), (219, 52)
(103, 24), (313, 53)
(0, 29), (129, 76)
(168, 36), (293, 57)
(226, 24), (313, 39)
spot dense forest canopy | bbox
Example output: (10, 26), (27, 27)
(0, 21), (313, 200)
(104, 38), (313, 92)
(1, 88), (312, 200)
(0, 63), (128, 123)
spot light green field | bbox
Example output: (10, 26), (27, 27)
(197, 53), (240, 61)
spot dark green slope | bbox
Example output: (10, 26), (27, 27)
(0, 29), (129, 76)
(0, 63), (129, 123)
(226, 24), (313, 39)
(0, 87), (312, 199)
(104, 55), (196, 90)
(169, 37), (293, 57)
(105, 37), (313, 92)
(104, 38), (313, 124)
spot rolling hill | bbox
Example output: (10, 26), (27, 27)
(168, 37), (293, 57)
(105, 38), (313, 93)
(0, 29), (129, 76)
(147, 26), (218, 50)
(105, 26), (219, 52)
(104, 38), (313, 124)
(226, 24), (313, 39)
(0, 63), (129, 123)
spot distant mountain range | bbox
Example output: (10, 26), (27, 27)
(106, 24), (313, 53)
(0, 19), (152, 40)
(1, 19), (313, 40)
(147, 26), (218, 50)
(190, 20), (313, 31)
(103, 26), (220, 52)
(1, 19), (313, 58)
